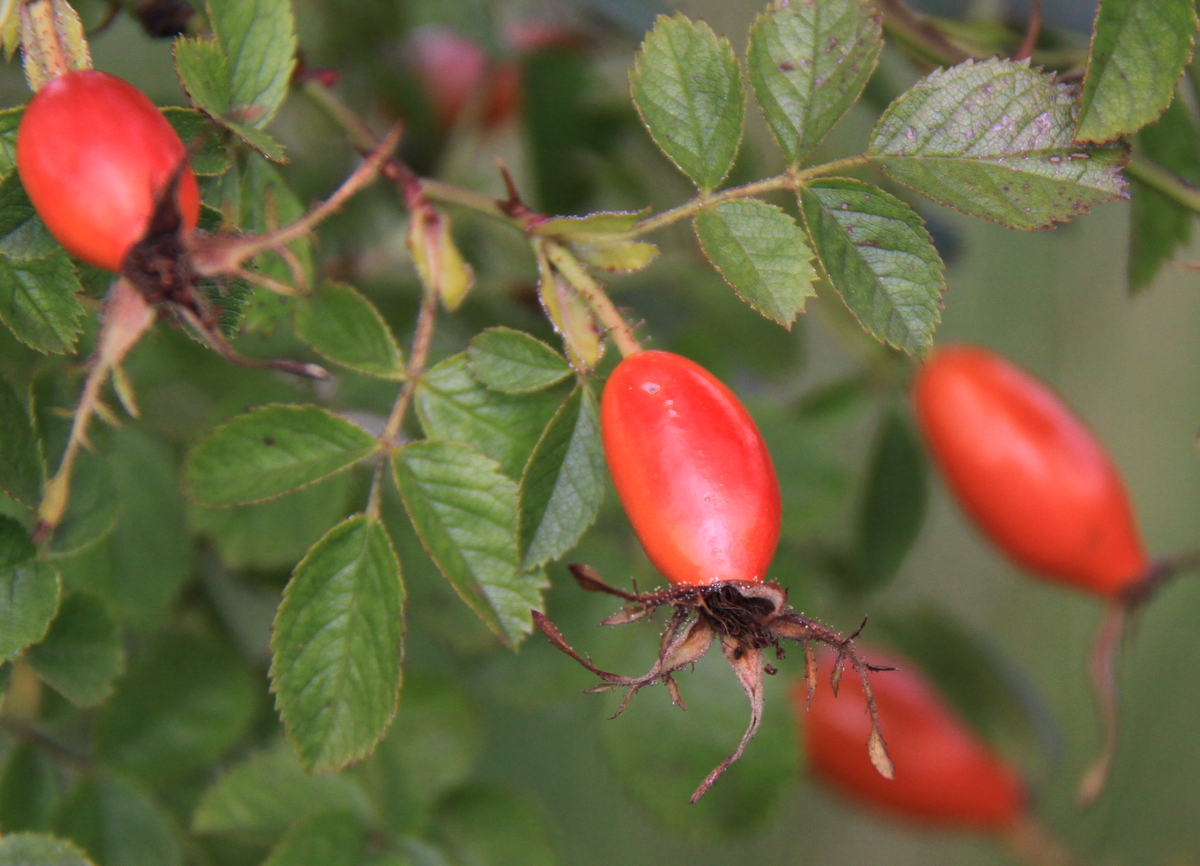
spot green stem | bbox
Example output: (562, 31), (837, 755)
(1124, 151), (1200, 214)
(545, 242), (642, 358)
(874, 0), (969, 67)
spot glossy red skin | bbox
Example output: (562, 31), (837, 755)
(801, 648), (1026, 831)
(600, 350), (781, 587)
(913, 345), (1148, 598)
(16, 70), (200, 273)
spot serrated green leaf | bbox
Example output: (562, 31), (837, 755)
(0, 516), (59, 660)
(519, 385), (605, 570)
(0, 834), (94, 866)
(431, 787), (556, 866)
(174, 36), (233, 118)
(0, 374), (42, 506)
(294, 282), (404, 379)
(55, 429), (192, 631)
(270, 514), (404, 774)
(467, 328), (571, 394)
(747, 0), (882, 165)
(262, 811), (368, 866)
(693, 199), (817, 327)
(162, 107), (231, 177)
(0, 252), (85, 354)
(0, 171), (59, 261)
(191, 473), (355, 571)
(630, 13), (745, 190)
(208, 0), (297, 129)
(392, 441), (546, 647)
(95, 632), (257, 787)
(1130, 94), (1200, 291)
(192, 742), (373, 843)
(185, 405), (379, 507)
(799, 178), (944, 354)
(416, 354), (568, 478)
(851, 412), (928, 594)
(1077, 0), (1197, 144)
(867, 58), (1128, 229)
(174, 36), (287, 161)
(25, 591), (124, 707)
(53, 773), (181, 866)
(0, 743), (60, 833)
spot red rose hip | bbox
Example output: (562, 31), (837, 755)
(600, 350), (781, 587)
(17, 69), (200, 273)
(801, 648), (1026, 830)
(913, 345), (1148, 598)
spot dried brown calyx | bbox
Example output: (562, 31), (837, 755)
(534, 564), (896, 803)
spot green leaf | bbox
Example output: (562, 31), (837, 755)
(799, 178), (945, 354)
(208, 0), (297, 129)
(262, 812), (368, 866)
(53, 773), (181, 866)
(1076, 0), (1197, 144)
(0, 108), (22, 176)
(0, 252), (85, 354)
(270, 514), (404, 774)
(867, 58), (1128, 229)
(416, 354), (568, 479)
(630, 13), (745, 190)
(0, 171), (59, 261)
(191, 473), (355, 571)
(0, 743), (61, 833)
(173, 36), (233, 119)
(569, 238), (659, 273)
(601, 643), (797, 838)
(536, 211), (646, 238)
(467, 328), (571, 394)
(294, 282), (405, 380)
(173, 35), (287, 161)
(1129, 94), (1200, 291)
(747, 0), (882, 165)
(693, 199), (817, 327)
(392, 441), (546, 648)
(0, 517), (59, 660)
(185, 404), (379, 507)
(95, 632), (258, 787)
(162, 107), (231, 177)
(0, 374), (42, 506)
(851, 412), (928, 594)
(192, 742), (374, 844)
(518, 384), (605, 570)
(431, 787), (557, 866)
(25, 591), (125, 707)
(0, 834), (94, 866)
(54, 430), (192, 631)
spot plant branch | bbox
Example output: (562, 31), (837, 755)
(1124, 151), (1200, 215)
(875, 0), (970, 67)
(545, 242), (642, 357)
(380, 287), (439, 449)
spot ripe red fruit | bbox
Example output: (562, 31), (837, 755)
(801, 648), (1026, 830)
(913, 345), (1148, 598)
(600, 350), (781, 587)
(16, 69), (200, 273)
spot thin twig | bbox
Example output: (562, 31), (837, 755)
(1077, 602), (1127, 807)
(1012, 0), (1043, 62)
(544, 242), (642, 358)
